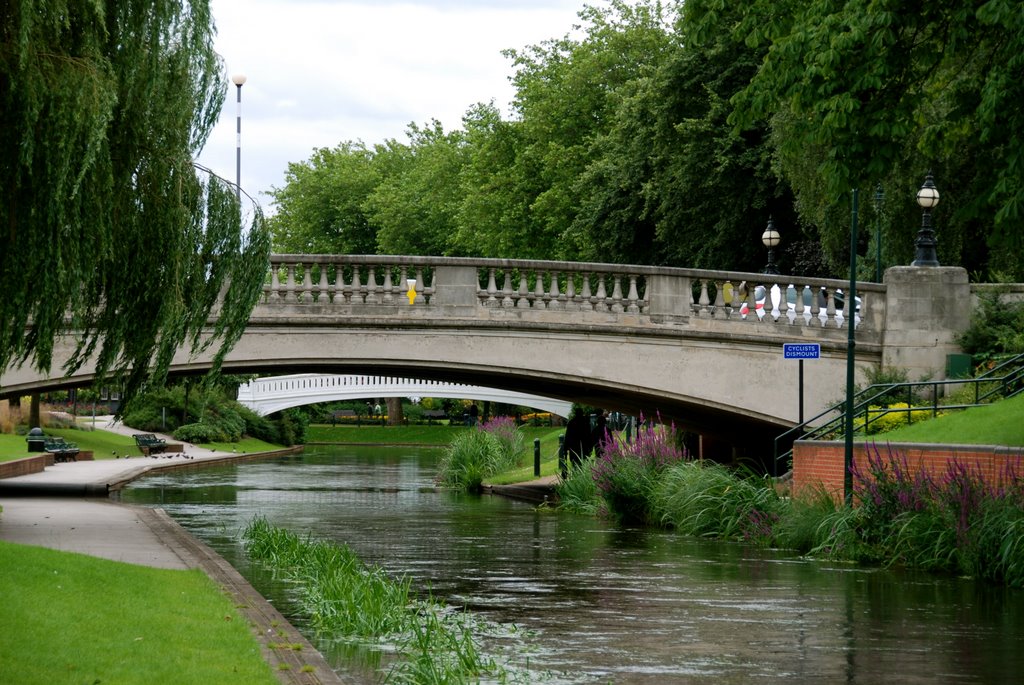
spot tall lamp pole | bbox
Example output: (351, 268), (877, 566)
(843, 189), (859, 506)
(912, 172), (940, 267)
(762, 217), (781, 275)
(231, 73), (247, 202)
(873, 184), (884, 282)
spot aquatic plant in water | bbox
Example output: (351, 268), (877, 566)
(241, 516), (524, 682)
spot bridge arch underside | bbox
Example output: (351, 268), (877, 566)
(1, 321), (879, 472)
(214, 323), (876, 469)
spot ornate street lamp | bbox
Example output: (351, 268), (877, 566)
(231, 73), (247, 202)
(762, 217), (781, 275)
(912, 171), (940, 267)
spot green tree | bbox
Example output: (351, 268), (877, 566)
(689, 0), (1024, 278)
(268, 143), (379, 254)
(504, 0), (675, 260)
(1, 0), (271, 402)
(366, 121), (468, 256)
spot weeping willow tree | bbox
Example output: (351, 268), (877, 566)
(0, 0), (271, 405)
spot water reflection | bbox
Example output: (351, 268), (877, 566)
(120, 446), (1024, 683)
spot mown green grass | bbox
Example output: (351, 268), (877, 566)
(865, 392), (1024, 446)
(484, 428), (564, 484)
(0, 540), (278, 685)
(1, 427), (282, 463)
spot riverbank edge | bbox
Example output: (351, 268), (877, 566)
(136, 506), (352, 685)
(112, 447), (359, 684)
(2, 446), (356, 685)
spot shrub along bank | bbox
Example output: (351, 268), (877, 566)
(556, 420), (1024, 588)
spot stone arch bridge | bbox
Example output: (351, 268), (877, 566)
(1, 255), (978, 463)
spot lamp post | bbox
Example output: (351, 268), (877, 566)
(912, 171), (940, 267)
(762, 217), (781, 275)
(843, 189), (859, 506)
(873, 184), (884, 282)
(231, 73), (247, 202)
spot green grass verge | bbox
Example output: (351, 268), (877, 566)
(864, 392), (1024, 446)
(0, 540), (278, 685)
(2, 427), (283, 463)
(484, 428), (564, 484)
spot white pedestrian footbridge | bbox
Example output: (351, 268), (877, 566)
(236, 373), (573, 417)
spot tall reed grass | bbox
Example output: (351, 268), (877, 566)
(436, 417), (526, 492)
(555, 430), (1024, 588)
(242, 517), (516, 683)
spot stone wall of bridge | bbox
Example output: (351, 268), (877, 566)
(0, 256), (987, 453)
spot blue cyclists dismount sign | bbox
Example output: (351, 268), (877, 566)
(783, 343), (821, 359)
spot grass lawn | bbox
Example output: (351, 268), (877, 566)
(0, 540), (278, 685)
(1, 428), (283, 463)
(867, 392), (1024, 446)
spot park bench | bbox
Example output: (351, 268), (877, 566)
(44, 437), (80, 463)
(134, 433), (168, 457)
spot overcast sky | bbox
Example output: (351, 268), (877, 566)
(197, 0), (588, 211)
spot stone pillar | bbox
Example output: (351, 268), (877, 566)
(647, 274), (691, 324)
(431, 265), (478, 313)
(881, 266), (970, 381)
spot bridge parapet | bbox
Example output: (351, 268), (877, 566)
(264, 255), (885, 339)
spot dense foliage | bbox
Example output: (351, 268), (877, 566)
(558, 432), (1024, 587)
(1, 1), (271, 403)
(120, 383), (306, 445)
(269, 0), (1023, 280)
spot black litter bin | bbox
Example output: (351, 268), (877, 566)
(26, 426), (46, 452)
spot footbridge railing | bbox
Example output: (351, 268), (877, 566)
(261, 255), (885, 334)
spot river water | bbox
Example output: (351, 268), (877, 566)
(119, 446), (1024, 684)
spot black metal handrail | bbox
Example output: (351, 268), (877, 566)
(774, 352), (1024, 468)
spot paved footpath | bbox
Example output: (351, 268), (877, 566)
(0, 418), (350, 684)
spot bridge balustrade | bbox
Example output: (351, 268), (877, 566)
(263, 255), (884, 332)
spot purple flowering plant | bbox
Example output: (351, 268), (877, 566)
(591, 414), (688, 523)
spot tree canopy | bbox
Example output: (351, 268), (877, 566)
(1, 0), (271, 402)
(269, 0), (1023, 280)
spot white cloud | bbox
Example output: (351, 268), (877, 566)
(198, 0), (586, 209)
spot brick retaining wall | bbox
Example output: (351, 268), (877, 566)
(0, 455), (49, 479)
(793, 440), (1024, 500)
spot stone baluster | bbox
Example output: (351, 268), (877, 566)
(317, 264), (330, 303)
(285, 262), (297, 302)
(626, 275), (640, 314)
(698, 279), (711, 317)
(517, 272), (530, 309)
(485, 268), (499, 306)
(610, 275), (624, 313)
(299, 263), (313, 303)
(548, 271), (563, 310)
(415, 267), (427, 305)
(825, 289), (837, 327)
(362, 266), (377, 305)
(533, 271), (547, 310)
(745, 282), (758, 319)
(776, 283), (789, 323)
(794, 285), (806, 325)
(580, 273), (594, 311)
(268, 262), (282, 302)
(565, 273), (578, 311)
(350, 267), (364, 304)
(501, 271), (514, 308)
(381, 267), (394, 304)
(712, 279), (727, 319)
(331, 262), (343, 303)
(595, 276), (609, 312)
